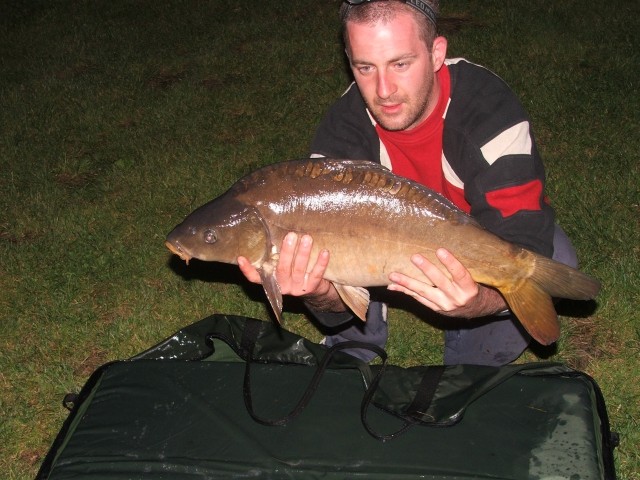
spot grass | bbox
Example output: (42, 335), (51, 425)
(1, 0), (638, 478)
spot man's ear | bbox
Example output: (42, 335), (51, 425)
(431, 36), (448, 71)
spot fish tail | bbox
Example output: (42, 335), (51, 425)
(500, 255), (601, 346)
(502, 284), (560, 346)
(529, 255), (601, 301)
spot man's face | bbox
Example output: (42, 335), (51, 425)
(346, 12), (442, 131)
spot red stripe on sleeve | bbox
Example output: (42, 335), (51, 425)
(485, 180), (543, 217)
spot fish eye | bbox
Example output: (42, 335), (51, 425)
(203, 229), (217, 244)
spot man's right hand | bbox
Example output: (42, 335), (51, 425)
(238, 232), (345, 311)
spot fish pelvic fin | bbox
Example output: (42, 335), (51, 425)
(499, 254), (601, 346)
(260, 268), (283, 323)
(333, 284), (370, 322)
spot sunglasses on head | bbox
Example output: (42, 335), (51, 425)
(343, 0), (437, 26)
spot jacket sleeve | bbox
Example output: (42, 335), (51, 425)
(469, 147), (555, 258)
(444, 62), (555, 257)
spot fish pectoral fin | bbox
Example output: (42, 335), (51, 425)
(259, 269), (283, 323)
(333, 284), (370, 322)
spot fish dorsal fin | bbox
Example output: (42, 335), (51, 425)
(294, 159), (478, 226)
(333, 283), (370, 322)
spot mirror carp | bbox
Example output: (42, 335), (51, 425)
(166, 159), (601, 346)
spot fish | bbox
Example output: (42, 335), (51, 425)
(165, 158), (601, 345)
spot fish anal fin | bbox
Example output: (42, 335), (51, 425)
(259, 268), (283, 323)
(333, 284), (370, 322)
(501, 282), (560, 346)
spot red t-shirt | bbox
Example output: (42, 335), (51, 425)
(375, 66), (470, 213)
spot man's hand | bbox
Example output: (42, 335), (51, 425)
(238, 232), (346, 311)
(387, 248), (507, 318)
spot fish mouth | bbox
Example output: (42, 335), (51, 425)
(165, 240), (192, 265)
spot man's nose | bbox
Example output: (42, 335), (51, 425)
(376, 71), (397, 99)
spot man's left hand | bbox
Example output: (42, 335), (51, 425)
(387, 248), (507, 318)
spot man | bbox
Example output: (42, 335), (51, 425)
(239, 0), (577, 366)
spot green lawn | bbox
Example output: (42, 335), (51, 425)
(1, 1), (638, 478)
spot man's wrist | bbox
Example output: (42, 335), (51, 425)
(302, 281), (348, 313)
(303, 294), (347, 313)
(476, 285), (509, 317)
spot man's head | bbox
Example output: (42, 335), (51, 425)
(340, 0), (447, 131)
(341, 0), (440, 51)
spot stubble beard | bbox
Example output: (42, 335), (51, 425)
(367, 76), (435, 132)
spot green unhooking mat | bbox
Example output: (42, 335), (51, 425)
(37, 314), (618, 479)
